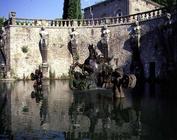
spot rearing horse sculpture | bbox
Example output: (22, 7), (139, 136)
(69, 44), (137, 98)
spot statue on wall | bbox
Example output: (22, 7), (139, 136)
(132, 21), (141, 48)
(100, 25), (110, 59)
(129, 20), (144, 80)
(0, 27), (7, 69)
(39, 27), (49, 64)
(69, 27), (79, 63)
(165, 13), (174, 71)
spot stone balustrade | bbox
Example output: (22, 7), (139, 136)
(4, 5), (177, 27)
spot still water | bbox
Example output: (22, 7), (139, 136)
(0, 80), (177, 140)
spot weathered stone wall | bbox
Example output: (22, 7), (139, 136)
(129, 0), (160, 15)
(84, 0), (160, 19)
(84, 0), (128, 18)
(5, 9), (177, 79)
(7, 24), (133, 79)
(6, 26), (101, 79)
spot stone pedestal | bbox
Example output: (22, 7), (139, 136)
(6, 71), (11, 79)
(42, 63), (49, 79)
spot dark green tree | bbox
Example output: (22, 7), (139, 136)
(152, 0), (176, 6)
(63, 0), (69, 19)
(0, 17), (3, 27)
(62, 0), (82, 19)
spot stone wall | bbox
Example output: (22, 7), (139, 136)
(6, 24), (134, 79)
(129, 0), (160, 15)
(4, 7), (177, 79)
(84, 0), (161, 19)
(84, 0), (128, 19)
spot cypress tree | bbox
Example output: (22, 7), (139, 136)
(62, 0), (69, 19)
(0, 17), (3, 27)
(62, 0), (82, 19)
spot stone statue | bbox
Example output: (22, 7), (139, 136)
(0, 27), (6, 66)
(133, 21), (141, 48)
(101, 25), (110, 44)
(69, 43), (137, 97)
(100, 25), (110, 59)
(129, 21), (144, 80)
(166, 13), (172, 25)
(39, 27), (49, 64)
(69, 27), (79, 63)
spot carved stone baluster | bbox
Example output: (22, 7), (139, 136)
(148, 12), (151, 19)
(81, 20), (84, 26)
(57, 21), (60, 27)
(64, 21), (67, 27)
(93, 19), (96, 26)
(52, 20), (55, 27)
(85, 20), (88, 26)
(126, 16), (129, 23)
(70, 20), (73, 27)
(89, 20), (92, 26)
(153, 11), (156, 18)
(144, 13), (147, 19)
(54, 20), (57, 27)
(84, 20), (87, 26)
(118, 17), (121, 23)
(113, 18), (116, 24)
(157, 10), (160, 17)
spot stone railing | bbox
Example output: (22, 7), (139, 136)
(4, 5), (177, 27)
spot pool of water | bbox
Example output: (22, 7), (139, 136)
(0, 80), (177, 140)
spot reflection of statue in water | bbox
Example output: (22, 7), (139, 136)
(40, 96), (48, 126)
(31, 67), (49, 126)
(68, 92), (142, 139)
(39, 27), (49, 64)
(31, 67), (43, 103)
(69, 27), (79, 63)
(112, 98), (142, 138)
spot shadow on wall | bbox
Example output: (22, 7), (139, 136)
(123, 18), (177, 82)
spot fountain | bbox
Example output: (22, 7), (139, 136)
(69, 25), (137, 98)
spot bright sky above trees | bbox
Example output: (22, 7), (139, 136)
(0, 0), (102, 19)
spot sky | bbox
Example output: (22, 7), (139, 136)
(0, 0), (103, 19)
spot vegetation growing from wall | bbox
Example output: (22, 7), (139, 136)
(62, 0), (82, 19)
(21, 46), (29, 53)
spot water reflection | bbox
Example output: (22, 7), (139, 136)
(0, 81), (177, 139)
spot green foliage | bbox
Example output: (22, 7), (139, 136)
(21, 46), (28, 53)
(62, 0), (82, 19)
(152, 0), (176, 6)
(0, 17), (3, 27)
(63, 0), (69, 19)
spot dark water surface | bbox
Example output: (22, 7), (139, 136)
(0, 80), (177, 140)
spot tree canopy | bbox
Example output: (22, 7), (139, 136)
(0, 17), (3, 27)
(152, 0), (176, 6)
(62, 0), (82, 19)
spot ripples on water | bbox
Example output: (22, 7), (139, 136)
(0, 80), (177, 140)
